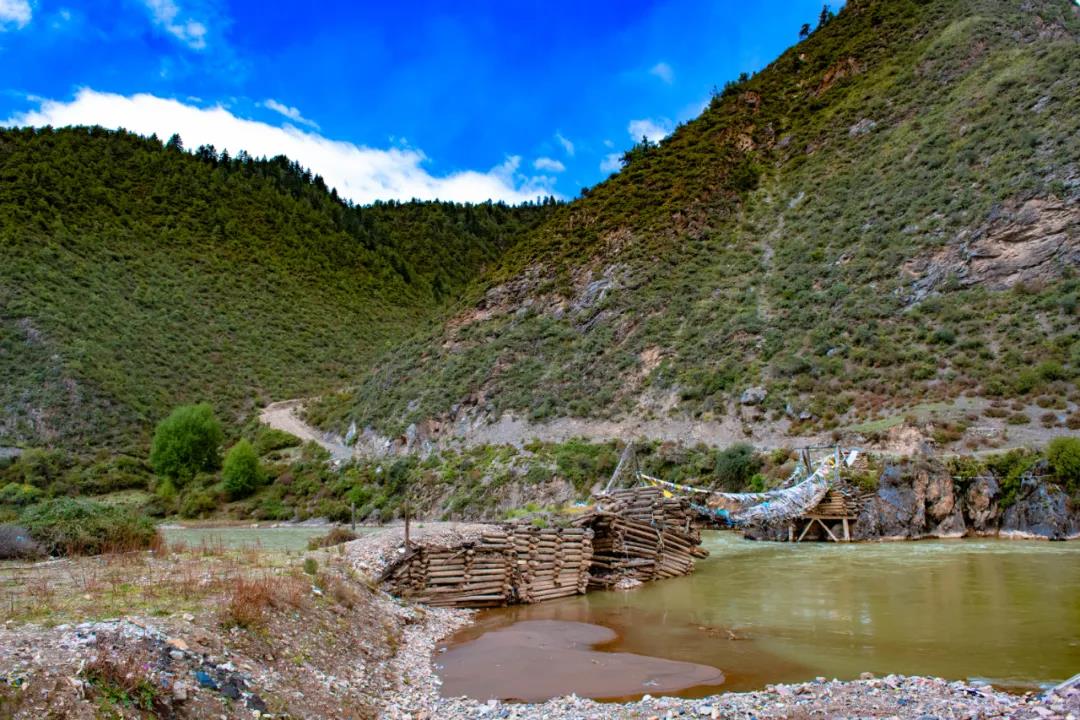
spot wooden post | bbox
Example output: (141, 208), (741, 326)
(351, 502), (356, 531)
(797, 520), (814, 542)
(842, 517), (850, 542)
(404, 500), (411, 551)
(788, 523), (795, 543)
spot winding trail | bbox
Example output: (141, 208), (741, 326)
(258, 400), (354, 463)
(258, 394), (1074, 461)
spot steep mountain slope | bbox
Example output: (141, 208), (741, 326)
(0, 127), (555, 449)
(317, 0), (1080, 445)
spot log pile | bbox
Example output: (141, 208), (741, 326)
(512, 526), (592, 603)
(382, 525), (594, 608)
(384, 527), (517, 608)
(809, 484), (862, 517)
(578, 487), (708, 589)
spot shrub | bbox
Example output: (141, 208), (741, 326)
(149, 404), (223, 483)
(1047, 437), (1080, 492)
(178, 489), (218, 519)
(1037, 361), (1067, 382)
(0, 524), (44, 560)
(19, 499), (158, 556)
(307, 526), (358, 550)
(0, 483), (43, 507)
(714, 443), (761, 489)
(253, 427), (303, 456)
(81, 651), (167, 715)
(222, 439), (264, 500)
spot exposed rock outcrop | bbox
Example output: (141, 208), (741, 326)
(1000, 476), (1080, 540)
(749, 458), (1078, 542)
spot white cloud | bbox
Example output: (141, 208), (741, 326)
(627, 118), (672, 143)
(262, 99), (319, 129)
(533, 156), (565, 173)
(649, 62), (674, 84)
(0, 0), (32, 30)
(142, 0), (207, 49)
(554, 132), (574, 157)
(599, 153), (622, 174)
(5, 89), (558, 204)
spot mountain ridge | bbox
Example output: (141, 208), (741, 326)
(310, 0), (1080, 451)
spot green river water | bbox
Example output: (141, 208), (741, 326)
(437, 532), (1080, 701)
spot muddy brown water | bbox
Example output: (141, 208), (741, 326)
(435, 532), (1080, 702)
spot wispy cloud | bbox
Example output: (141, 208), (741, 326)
(649, 61), (674, 84)
(0, 0), (32, 30)
(555, 132), (575, 157)
(627, 118), (672, 143)
(533, 156), (565, 173)
(599, 153), (622, 174)
(142, 0), (208, 50)
(262, 98), (319, 129)
(5, 89), (558, 204)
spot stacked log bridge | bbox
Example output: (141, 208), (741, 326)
(382, 526), (594, 608)
(578, 487), (708, 589)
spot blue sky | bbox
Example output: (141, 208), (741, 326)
(1, 0), (835, 203)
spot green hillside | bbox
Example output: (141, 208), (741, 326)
(317, 0), (1080, 438)
(0, 127), (555, 450)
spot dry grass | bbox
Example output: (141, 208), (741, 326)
(220, 574), (308, 630)
(0, 538), (293, 625)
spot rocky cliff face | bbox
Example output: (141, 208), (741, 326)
(750, 458), (1079, 542)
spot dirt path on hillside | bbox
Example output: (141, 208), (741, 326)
(259, 400), (354, 463)
(259, 394), (1075, 461)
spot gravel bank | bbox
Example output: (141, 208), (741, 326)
(344, 522), (496, 578)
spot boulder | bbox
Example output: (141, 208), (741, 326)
(740, 386), (767, 405)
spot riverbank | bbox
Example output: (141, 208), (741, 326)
(385, 603), (1079, 719)
(1, 530), (1077, 718)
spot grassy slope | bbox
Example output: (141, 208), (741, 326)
(319, 0), (1080, 437)
(0, 127), (554, 450)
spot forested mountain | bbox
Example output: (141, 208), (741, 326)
(0, 127), (556, 449)
(315, 0), (1079, 441)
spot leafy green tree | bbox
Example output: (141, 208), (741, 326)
(222, 439), (264, 500)
(149, 404), (223, 483)
(1047, 437), (1080, 492)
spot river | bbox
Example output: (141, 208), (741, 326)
(435, 532), (1080, 702)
